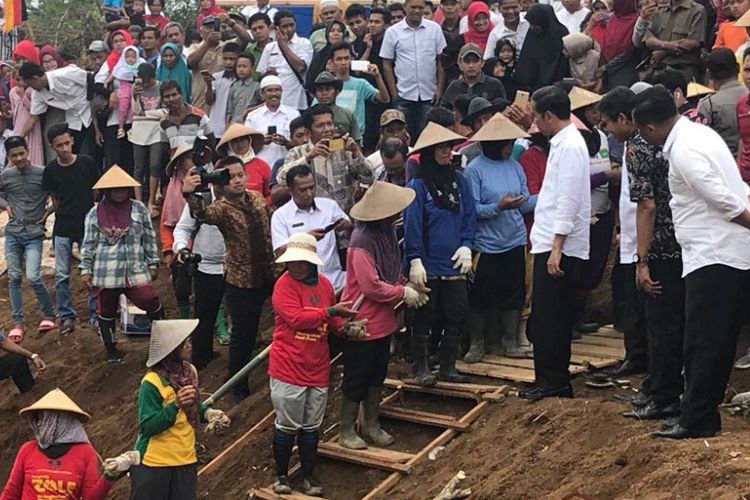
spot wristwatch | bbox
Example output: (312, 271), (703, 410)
(632, 253), (647, 264)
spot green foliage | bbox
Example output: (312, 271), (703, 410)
(27, 0), (103, 58)
(163, 0), (199, 33)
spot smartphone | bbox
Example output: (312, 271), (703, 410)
(134, 77), (143, 86)
(351, 60), (369, 73)
(514, 90), (530, 108)
(328, 137), (344, 152)
(268, 125), (277, 135)
(323, 220), (338, 233)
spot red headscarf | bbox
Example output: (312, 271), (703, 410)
(463, 2), (494, 53)
(39, 45), (67, 69)
(12, 40), (40, 65)
(106, 29), (134, 72)
(593, 0), (638, 62)
(196, 0), (225, 29)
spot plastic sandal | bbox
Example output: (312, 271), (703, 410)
(38, 319), (57, 333)
(7, 325), (24, 343)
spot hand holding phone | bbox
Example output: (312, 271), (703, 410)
(514, 90), (530, 108)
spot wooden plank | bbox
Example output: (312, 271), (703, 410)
(384, 378), (500, 394)
(379, 407), (470, 431)
(480, 355), (588, 374)
(588, 330), (624, 340)
(382, 381), (482, 401)
(317, 442), (412, 473)
(381, 405), (458, 421)
(574, 336), (625, 349)
(456, 361), (536, 383)
(199, 410), (275, 476)
(249, 487), (328, 500)
(569, 353), (621, 369)
(570, 343), (626, 360)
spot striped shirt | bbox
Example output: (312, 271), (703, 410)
(160, 106), (213, 150)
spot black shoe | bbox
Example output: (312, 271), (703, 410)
(606, 360), (648, 378)
(652, 423), (718, 440)
(272, 475), (292, 495)
(300, 476), (323, 497)
(519, 385), (574, 401)
(623, 401), (680, 420)
(660, 415), (680, 431)
(577, 322), (600, 334)
(571, 328), (582, 340)
(613, 391), (652, 407)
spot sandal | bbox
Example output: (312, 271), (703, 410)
(38, 319), (57, 333)
(8, 324), (25, 343)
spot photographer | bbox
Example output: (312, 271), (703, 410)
(183, 155), (275, 404)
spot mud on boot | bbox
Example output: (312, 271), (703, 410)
(438, 331), (468, 383)
(463, 309), (486, 364)
(338, 397), (367, 449)
(412, 334), (437, 386)
(360, 387), (394, 447)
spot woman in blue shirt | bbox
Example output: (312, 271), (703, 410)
(403, 122), (476, 386)
(463, 113), (537, 363)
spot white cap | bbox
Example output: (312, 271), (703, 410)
(319, 0), (340, 9)
(260, 74), (282, 90)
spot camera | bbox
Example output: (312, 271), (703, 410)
(191, 136), (230, 192)
(179, 249), (202, 277)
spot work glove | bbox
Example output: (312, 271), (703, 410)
(205, 408), (231, 433)
(342, 319), (369, 339)
(409, 258), (428, 290)
(103, 450), (141, 475)
(451, 246), (472, 275)
(404, 283), (430, 308)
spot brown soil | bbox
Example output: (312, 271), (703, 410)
(2, 254), (750, 499)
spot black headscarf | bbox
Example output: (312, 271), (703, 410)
(512, 4), (569, 91)
(306, 20), (347, 89)
(416, 145), (461, 212)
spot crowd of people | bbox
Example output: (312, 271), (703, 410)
(2, 0), (750, 496)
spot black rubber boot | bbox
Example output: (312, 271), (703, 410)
(411, 333), (437, 386)
(98, 317), (122, 363)
(438, 329), (469, 383)
(463, 309), (486, 363)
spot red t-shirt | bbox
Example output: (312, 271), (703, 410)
(518, 145), (548, 247)
(736, 95), (750, 185)
(268, 271), (345, 387)
(1, 441), (112, 500)
(243, 157), (272, 206)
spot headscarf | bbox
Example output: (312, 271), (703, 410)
(563, 33), (602, 87)
(113, 45), (146, 81)
(39, 45), (67, 69)
(416, 145), (461, 212)
(12, 40), (39, 65)
(155, 349), (199, 427)
(349, 219), (402, 284)
(28, 410), (89, 450)
(106, 29), (134, 72)
(593, 0), (638, 62)
(97, 193), (133, 244)
(196, 0), (225, 29)
(463, 2), (494, 53)
(162, 167), (188, 227)
(512, 4), (569, 90)
(306, 20), (347, 89)
(156, 42), (192, 103)
(230, 140), (256, 164)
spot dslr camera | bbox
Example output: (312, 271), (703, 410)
(179, 249), (202, 277)
(192, 136), (230, 193)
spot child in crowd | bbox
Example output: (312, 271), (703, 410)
(227, 53), (261, 125)
(103, 0), (126, 22)
(109, 45), (145, 138)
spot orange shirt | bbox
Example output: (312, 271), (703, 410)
(714, 22), (748, 52)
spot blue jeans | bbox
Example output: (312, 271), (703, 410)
(394, 97), (433, 144)
(54, 236), (97, 322)
(5, 233), (56, 324)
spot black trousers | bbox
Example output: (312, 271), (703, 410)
(412, 279), (468, 341)
(529, 252), (582, 390)
(0, 353), (34, 393)
(644, 259), (685, 407)
(469, 246), (526, 311)
(192, 271), (225, 369)
(103, 124), (134, 173)
(612, 261), (648, 366)
(342, 336), (391, 402)
(129, 464), (197, 500)
(224, 283), (267, 397)
(680, 264), (750, 430)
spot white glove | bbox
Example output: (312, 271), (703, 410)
(342, 319), (369, 339)
(103, 450), (141, 474)
(205, 408), (231, 433)
(404, 283), (430, 309)
(409, 258), (428, 290)
(451, 246), (472, 274)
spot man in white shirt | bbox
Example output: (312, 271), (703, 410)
(483, 0), (530, 59)
(380, 0), (447, 139)
(245, 75), (301, 168)
(521, 85), (591, 401)
(257, 10), (314, 111)
(555, 0), (589, 34)
(271, 164), (351, 289)
(633, 86), (750, 440)
(241, 0), (278, 26)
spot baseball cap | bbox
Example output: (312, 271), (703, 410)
(380, 109), (406, 127)
(88, 40), (109, 53)
(229, 12), (246, 24)
(202, 15), (219, 26)
(459, 43), (482, 60)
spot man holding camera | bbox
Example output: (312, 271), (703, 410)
(183, 155), (275, 403)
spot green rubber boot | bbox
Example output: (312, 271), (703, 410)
(360, 387), (394, 447)
(338, 397), (367, 450)
(215, 305), (230, 345)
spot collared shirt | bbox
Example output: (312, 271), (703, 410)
(483, 20), (530, 60)
(30, 66), (92, 131)
(619, 142), (638, 264)
(627, 133), (681, 261)
(278, 142), (374, 212)
(380, 18), (447, 102)
(697, 79), (748, 156)
(556, 7), (590, 34)
(441, 73), (507, 109)
(530, 122), (591, 259)
(663, 117), (750, 276)
(244, 42), (267, 79)
(0, 164), (48, 239)
(645, 0), (706, 67)
(271, 197), (348, 289)
(79, 200), (160, 289)
(245, 104), (300, 167)
(227, 78), (260, 124)
(191, 42), (225, 113)
(209, 71), (236, 138)
(257, 36), (314, 110)
(161, 106), (213, 150)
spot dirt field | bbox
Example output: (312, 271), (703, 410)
(1, 255), (750, 499)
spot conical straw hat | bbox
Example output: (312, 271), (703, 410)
(687, 81), (715, 99)
(470, 112), (530, 142)
(165, 145), (193, 177)
(350, 181), (416, 221)
(146, 319), (199, 368)
(276, 232), (323, 265)
(411, 122), (466, 155)
(569, 86), (602, 111)
(20, 388), (91, 422)
(93, 165), (140, 190)
(216, 123), (265, 157)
